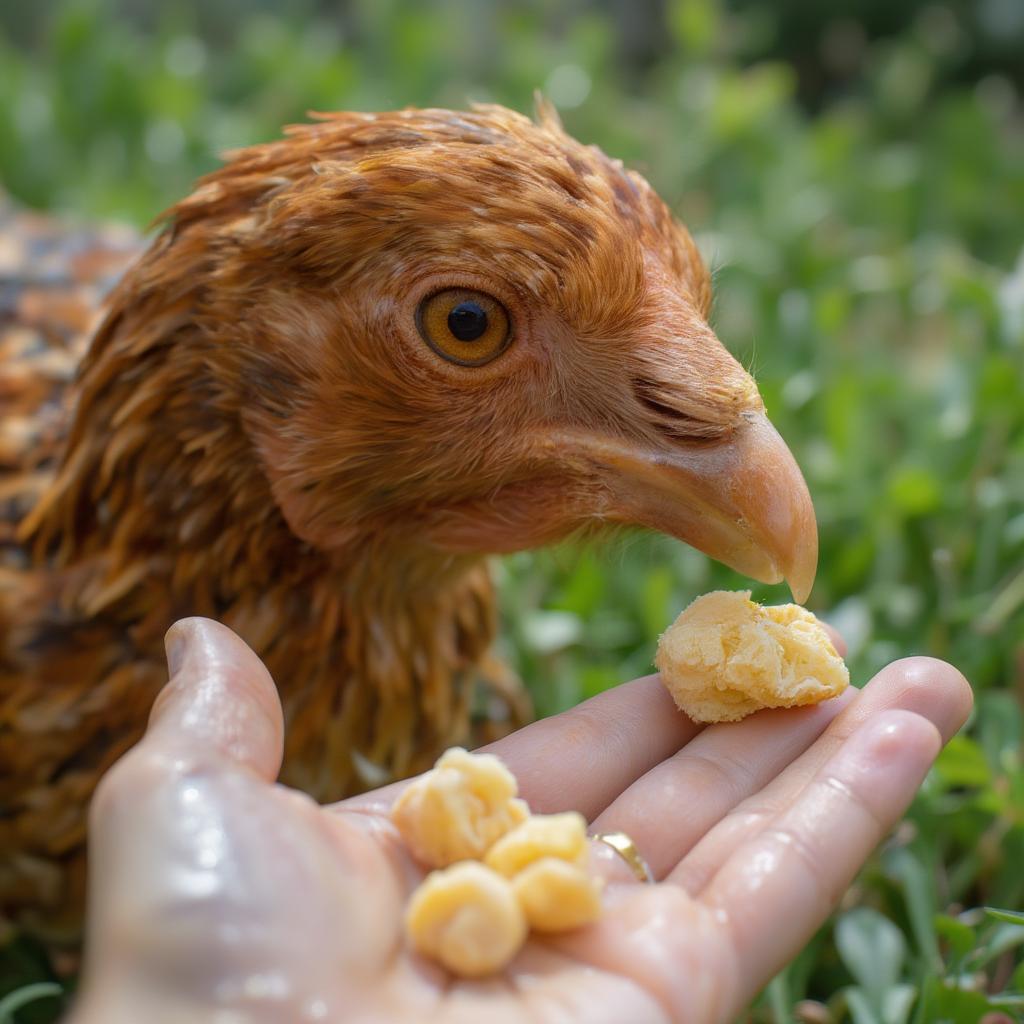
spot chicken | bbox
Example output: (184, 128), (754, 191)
(0, 102), (817, 939)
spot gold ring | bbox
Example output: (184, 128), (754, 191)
(592, 831), (654, 884)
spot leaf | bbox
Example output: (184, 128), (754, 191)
(842, 983), (918, 1024)
(934, 736), (992, 788)
(916, 977), (999, 1024)
(933, 913), (976, 961)
(909, 974), (935, 1024)
(885, 848), (941, 970)
(0, 982), (62, 1024)
(845, 986), (884, 1024)
(969, 922), (1024, 969)
(985, 907), (1024, 926)
(881, 984), (918, 1024)
(989, 993), (1024, 1009)
(552, 552), (605, 618)
(579, 664), (620, 700)
(886, 466), (942, 517)
(836, 908), (907, 1012)
(764, 973), (793, 1023)
(640, 565), (673, 641)
(1014, 960), (1024, 991)
(970, 692), (1019, 770)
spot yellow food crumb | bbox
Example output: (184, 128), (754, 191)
(655, 590), (849, 723)
(405, 862), (527, 977)
(397, 750), (605, 976)
(512, 857), (603, 932)
(391, 747), (528, 868)
(484, 812), (589, 877)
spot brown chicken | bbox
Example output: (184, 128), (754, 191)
(0, 102), (817, 939)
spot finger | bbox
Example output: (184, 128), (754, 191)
(84, 617), (286, 948)
(589, 687), (857, 878)
(669, 657), (971, 891)
(144, 617), (284, 781)
(339, 674), (703, 819)
(483, 675), (704, 816)
(699, 709), (940, 1012)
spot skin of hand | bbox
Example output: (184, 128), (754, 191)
(70, 618), (972, 1024)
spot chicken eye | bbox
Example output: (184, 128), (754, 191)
(416, 289), (511, 366)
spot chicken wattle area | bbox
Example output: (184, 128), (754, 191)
(0, 101), (816, 939)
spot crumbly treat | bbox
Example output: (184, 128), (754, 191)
(391, 747), (528, 868)
(484, 812), (589, 877)
(404, 862), (527, 977)
(655, 590), (849, 723)
(512, 857), (604, 932)
(485, 813), (602, 933)
(397, 750), (604, 976)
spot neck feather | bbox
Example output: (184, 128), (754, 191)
(21, 294), (499, 793)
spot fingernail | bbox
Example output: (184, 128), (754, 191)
(164, 621), (190, 677)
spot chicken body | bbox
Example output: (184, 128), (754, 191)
(0, 104), (816, 938)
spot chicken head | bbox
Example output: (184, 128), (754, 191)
(170, 103), (816, 600)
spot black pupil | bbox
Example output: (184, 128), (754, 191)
(447, 301), (488, 342)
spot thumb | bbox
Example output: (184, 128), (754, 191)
(75, 621), (292, 1024)
(145, 617), (284, 781)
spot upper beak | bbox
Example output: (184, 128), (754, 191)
(546, 412), (818, 603)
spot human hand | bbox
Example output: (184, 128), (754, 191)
(71, 618), (971, 1024)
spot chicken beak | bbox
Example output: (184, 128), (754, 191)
(549, 412), (818, 603)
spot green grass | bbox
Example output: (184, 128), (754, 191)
(2, 1), (1023, 1020)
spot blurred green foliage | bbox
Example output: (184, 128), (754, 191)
(1, 0), (1023, 1021)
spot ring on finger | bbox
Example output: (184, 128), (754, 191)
(592, 830), (654, 884)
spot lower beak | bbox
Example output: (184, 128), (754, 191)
(548, 413), (818, 603)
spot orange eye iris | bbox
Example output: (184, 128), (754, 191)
(416, 289), (511, 366)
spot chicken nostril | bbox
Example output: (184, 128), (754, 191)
(632, 378), (723, 442)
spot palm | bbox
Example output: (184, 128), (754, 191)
(265, 798), (725, 1023)
(75, 619), (970, 1024)
(240, 797), (721, 1022)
